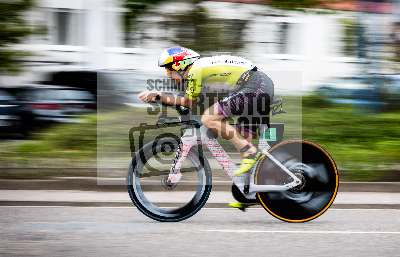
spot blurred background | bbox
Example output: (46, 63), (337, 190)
(0, 0), (399, 181)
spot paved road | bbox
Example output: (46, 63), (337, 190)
(1, 190), (400, 209)
(1, 207), (399, 257)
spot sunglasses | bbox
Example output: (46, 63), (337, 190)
(164, 63), (174, 70)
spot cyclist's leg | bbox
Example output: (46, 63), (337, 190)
(201, 92), (261, 177)
(202, 70), (274, 174)
(201, 103), (256, 154)
(201, 104), (260, 209)
(235, 124), (257, 142)
(220, 71), (274, 175)
(226, 71), (274, 209)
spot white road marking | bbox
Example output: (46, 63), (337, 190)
(202, 229), (400, 234)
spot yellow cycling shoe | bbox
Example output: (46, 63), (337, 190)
(228, 202), (256, 211)
(234, 152), (261, 176)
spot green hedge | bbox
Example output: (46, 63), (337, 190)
(2, 96), (399, 181)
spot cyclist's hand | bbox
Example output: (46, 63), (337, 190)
(138, 91), (160, 103)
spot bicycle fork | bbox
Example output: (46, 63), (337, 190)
(167, 142), (192, 184)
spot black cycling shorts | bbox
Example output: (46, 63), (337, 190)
(217, 68), (274, 136)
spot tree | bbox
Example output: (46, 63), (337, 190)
(166, 5), (247, 53)
(122, 0), (246, 52)
(267, 0), (321, 10)
(0, 0), (42, 74)
(123, 0), (166, 47)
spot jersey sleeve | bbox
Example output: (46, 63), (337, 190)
(184, 66), (202, 100)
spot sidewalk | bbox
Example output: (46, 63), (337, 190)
(0, 190), (399, 208)
(1, 178), (400, 192)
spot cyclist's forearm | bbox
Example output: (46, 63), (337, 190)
(159, 93), (192, 107)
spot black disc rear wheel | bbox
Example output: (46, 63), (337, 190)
(256, 140), (339, 222)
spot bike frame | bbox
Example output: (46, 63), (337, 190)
(169, 123), (302, 200)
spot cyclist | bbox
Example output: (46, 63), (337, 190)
(138, 47), (274, 210)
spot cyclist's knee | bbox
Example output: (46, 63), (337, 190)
(201, 114), (219, 128)
(202, 105), (223, 127)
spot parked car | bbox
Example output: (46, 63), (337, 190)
(316, 74), (400, 110)
(0, 89), (27, 137)
(17, 85), (96, 125)
(96, 70), (175, 108)
(41, 71), (97, 98)
(38, 70), (167, 109)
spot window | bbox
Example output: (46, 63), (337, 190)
(50, 9), (85, 46)
(55, 11), (68, 45)
(34, 89), (93, 101)
(278, 22), (290, 54)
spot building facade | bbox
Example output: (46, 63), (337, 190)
(5, 0), (399, 92)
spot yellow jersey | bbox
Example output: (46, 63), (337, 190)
(185, 55), (255, 100)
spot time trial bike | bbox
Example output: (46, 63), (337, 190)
(127, 99), (339, 222)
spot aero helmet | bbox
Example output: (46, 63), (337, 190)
(158, 47), (200, 72)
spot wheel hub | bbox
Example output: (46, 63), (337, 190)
(290, 170), (306, 193)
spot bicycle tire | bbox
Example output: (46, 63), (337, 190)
(256, 140), (339, 223)
(127, 136), (212, 222)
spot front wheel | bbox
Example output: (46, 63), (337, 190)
(256, 140), (339, 222)
(127, 136), (212, 222)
